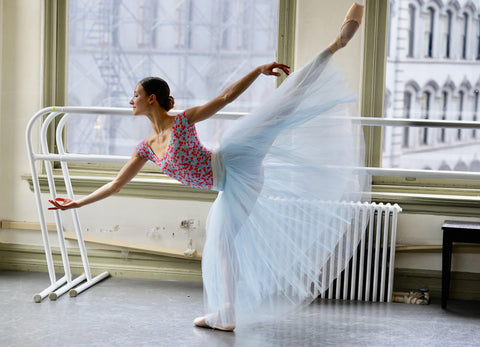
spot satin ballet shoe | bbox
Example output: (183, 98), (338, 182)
(328, 3), (364, 54)
(193, 304), (236, 332)
(193, 315), (235, 332)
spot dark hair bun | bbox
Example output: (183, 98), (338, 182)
(139, 77), (174, 111)
(168, 96), (175, 111)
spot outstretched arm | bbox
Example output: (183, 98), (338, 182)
(185, 62), (290, 125)
(49, 152), (147, 210)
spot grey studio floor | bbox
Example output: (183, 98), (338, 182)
(2, 271), (480, 347)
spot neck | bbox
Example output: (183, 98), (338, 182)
(146, 106), (172, 135)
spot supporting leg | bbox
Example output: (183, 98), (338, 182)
(194, 231), (237, 332)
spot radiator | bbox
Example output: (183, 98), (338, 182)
(267, 199), (402, 303)
(322, 202), (402, 303)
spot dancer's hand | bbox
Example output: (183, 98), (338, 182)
(259, 62), (290, 77)
(48, 197), (79, 210)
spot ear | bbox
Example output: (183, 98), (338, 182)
(148, 94), (156, 105)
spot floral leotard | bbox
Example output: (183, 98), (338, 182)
(135, 112), (214, 190)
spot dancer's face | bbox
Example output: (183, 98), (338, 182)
(130, 84), (150, 116)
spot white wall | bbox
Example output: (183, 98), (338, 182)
(0, 0), (43, 222)
(1, 0), (479, 274)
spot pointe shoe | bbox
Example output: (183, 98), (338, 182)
(193, 315), (235, 332)
(328, 3), (364, 54)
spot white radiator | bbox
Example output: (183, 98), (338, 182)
(267, 199), (402, 303)
(321, 202), (402, 303)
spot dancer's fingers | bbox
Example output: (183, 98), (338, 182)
(48, 198), (73, 210)
(277, 64), (290, 75)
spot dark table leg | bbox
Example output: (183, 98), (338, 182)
(442, 229), (452, 309)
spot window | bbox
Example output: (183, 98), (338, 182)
(425, 7), (434, 57)
(445, 10), (452, 58)
(403, 91), (412, 148)
(474, 90), (479, 138)
(420, 91), (431, 145)
(65, 0), (281, 156)
(477, 15), (480, 59)
(440, 91), (447, 143)
(407, 4), (416, 57)
(462, 12), (469, 59)
(458, 90), (464, 140)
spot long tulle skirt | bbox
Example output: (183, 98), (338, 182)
(202, 49), (371, 327)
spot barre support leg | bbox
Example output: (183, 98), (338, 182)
(69, 271), (110, 297)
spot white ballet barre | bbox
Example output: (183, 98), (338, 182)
(26, 106), (237, 302)
(355, 116), (480, 180)
(26, 106), (480, 302)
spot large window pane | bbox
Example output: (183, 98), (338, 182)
(383, 0), (480, 172)
(67, 0), (279, 155)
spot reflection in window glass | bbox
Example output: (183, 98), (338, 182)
(67, 0), (279, 155)
(383, 0), (480, 172)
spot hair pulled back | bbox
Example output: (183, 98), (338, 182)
(139, 77), (175, 111)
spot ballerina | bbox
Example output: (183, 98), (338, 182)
(50, 3), (368, 332)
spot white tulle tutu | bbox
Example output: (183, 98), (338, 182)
(201, 49), (371, 327)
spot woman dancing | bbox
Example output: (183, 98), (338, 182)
(50, 3), (369, 331)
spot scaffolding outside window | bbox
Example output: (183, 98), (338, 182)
(66, 0), (280, 157)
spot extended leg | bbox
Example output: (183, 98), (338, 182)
(328, 3), (364, 54)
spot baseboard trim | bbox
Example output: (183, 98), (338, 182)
(0, 242), (202, 282)
(3, 244), (479, 301)
(394, 268), (480, 301)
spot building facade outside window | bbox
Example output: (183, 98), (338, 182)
(383, 0), (480, 172)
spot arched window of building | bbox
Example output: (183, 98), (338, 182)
(454, 160), (468, 171)
(408, 4), (416, 57)
(445, 10), (453, 58)
(439, 161), (451, 170)
(420, 91), (431, 145)
(425, 7), (435, 57)
(470, 159), (480, 171)
(458, 90), (465, 140)
(403, 91), (412, 147)
(440, 91), (448, 142)
(473, 89), (479, 138)
(462, 12), (469, 59)
(477, 15), (480, 59)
